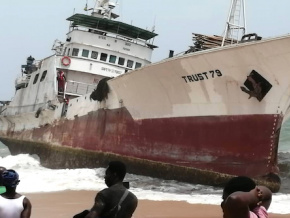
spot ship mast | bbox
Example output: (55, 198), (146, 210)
(222, 0), (246, 46)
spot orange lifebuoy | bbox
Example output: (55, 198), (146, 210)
(61, 56), (71, 66)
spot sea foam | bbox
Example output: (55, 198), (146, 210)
(0, 153), (289, 214)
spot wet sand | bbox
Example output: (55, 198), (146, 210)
(25, 191), (288, 218)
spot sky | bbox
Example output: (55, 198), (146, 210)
(0, 0), (290, 101)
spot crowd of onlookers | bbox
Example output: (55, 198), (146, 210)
(0, 162), (272, 218)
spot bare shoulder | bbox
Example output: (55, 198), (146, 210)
(129, 191), (138, 201)
(23, 197), (32, 207)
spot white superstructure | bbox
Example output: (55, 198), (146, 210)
(1, 1), (157, 117)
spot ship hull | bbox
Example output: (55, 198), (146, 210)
(0, 107), (281, 186)
(2, 35), (290, 191)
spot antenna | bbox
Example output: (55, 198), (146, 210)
(118, 0), (122, 21)
(150, 15), (157, 45)
(222, 0), (246, 46)
(84, 0), (88, 11)
(152, 15), (156, 32)
(68, 8), (76, 32)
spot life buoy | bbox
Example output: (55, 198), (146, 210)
(61, 56), (71, 66)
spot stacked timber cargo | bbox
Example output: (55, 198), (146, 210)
(185, 33), (237, 54)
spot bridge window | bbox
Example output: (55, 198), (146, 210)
(72, 48), (79, 56)
(109, 55), (117, 64)
(100, 53), (108, 61)
(91, 51), (98, 59)
(82, 49), (89, 58)
(33, 73), (39, 84)
(40, 71), (47, 82)
(67, 48), (71, 56)
(118, 57), (125, 66)
(127, 60), (134, 68)
(135, 62), (142, 69)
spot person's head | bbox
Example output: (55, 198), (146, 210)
(221, 176), (256, 208)
(0, 166), (7, 185)
(104, 161), (126, 187)
(222, 176), (256, 200)
(1, 169), (20, 189)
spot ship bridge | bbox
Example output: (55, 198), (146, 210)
(67, 14), (158, 43)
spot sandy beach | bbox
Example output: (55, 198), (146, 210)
(24, 191), (288, 218)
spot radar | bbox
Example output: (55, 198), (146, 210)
(108, 2), (116, 9)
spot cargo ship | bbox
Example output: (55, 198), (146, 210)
(0, 0), (288, 191)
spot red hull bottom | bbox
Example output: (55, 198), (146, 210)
(0, 107), (281, 190)
(2, 108), (282, 191)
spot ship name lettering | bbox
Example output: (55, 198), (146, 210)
(123, 47), (130, 51)
(101, 67), (122, 74)
(181, 69), (222, 83)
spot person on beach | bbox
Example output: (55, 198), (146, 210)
(74, 161), (138, 218)
(221, 176), (272, 218)
(0, 169), (32, 218)
(0, 166), (7, 194)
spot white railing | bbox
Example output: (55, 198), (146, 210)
(65, 80), (97, 96)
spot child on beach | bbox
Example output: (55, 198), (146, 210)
(221, 176), (272, 218)
(0, 169), (32, 218)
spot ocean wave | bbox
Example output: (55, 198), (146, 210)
(0, 154), (289, 214)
